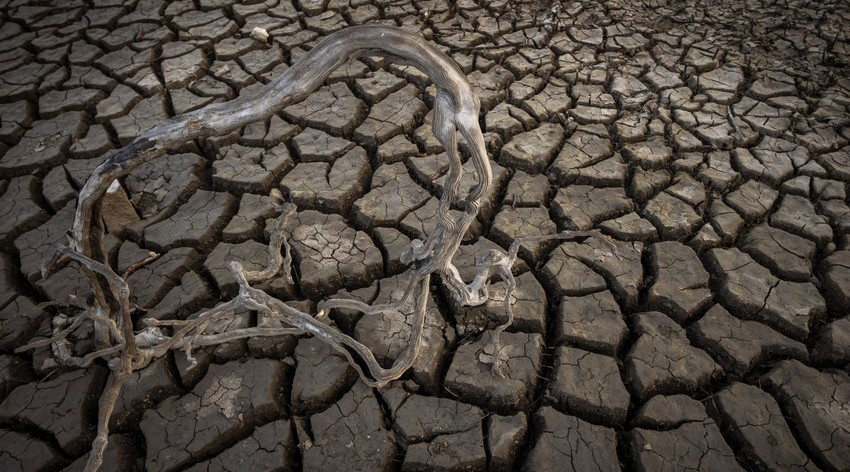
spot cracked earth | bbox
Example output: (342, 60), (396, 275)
(1, 0), (849, 470)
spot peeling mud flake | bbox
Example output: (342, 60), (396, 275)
(624, 311), (722, 401)
(283, 210), (383, 299)
(705, 247), (825, 341)
(302, 381), (396, 472)
(0, 366), (107, 456)
(646, 241), (712, 324)
(761, 360), (850, 470)
(185, 419), (295, 472)
(689, 304), (807, 377)
(291, 335), (357, 415)
(402, 427), (485, 472)
(140, 359), (285, 472)
(629, 418), (744, 471)
(522, 406), (619, 472)
(488, 412), (528, 472)
(711, 382), (820, 472)
(444, 330), (543, 414)
(0, 429), (64, 472)
(143, 189), (238, 252)
(554, 290), (628, 356)
(548, 346), (630, 427)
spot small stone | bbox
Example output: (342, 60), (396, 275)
(250, 26), (269, 43)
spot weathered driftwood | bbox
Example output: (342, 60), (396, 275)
(20, 25), (602, 471)
(64, 24), (498, 383)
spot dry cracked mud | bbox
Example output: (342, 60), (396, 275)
(1, 0), (849, 471)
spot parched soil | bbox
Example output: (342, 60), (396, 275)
(1, 0), (849, 471)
